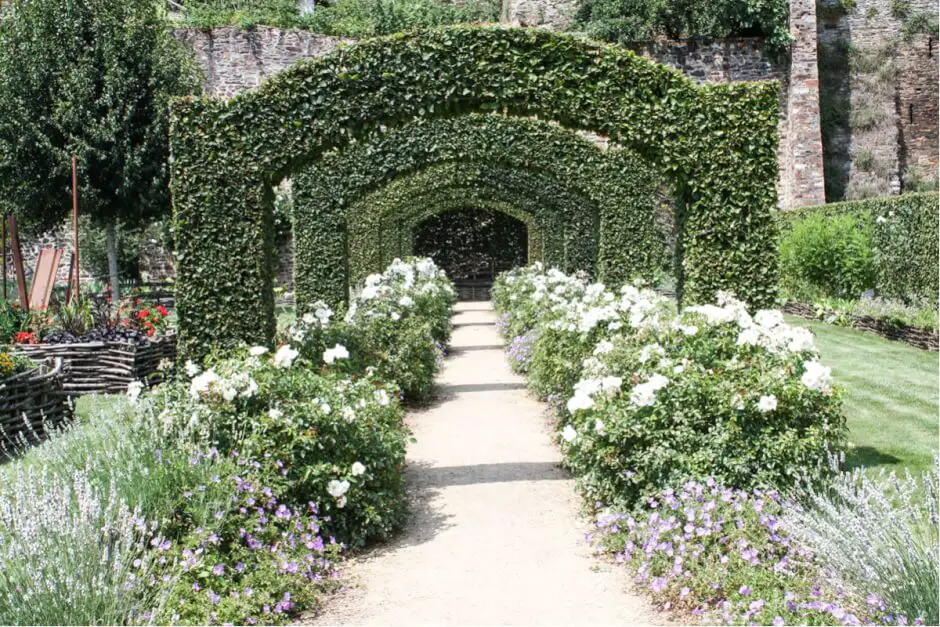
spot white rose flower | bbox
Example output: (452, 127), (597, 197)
(398, 296), (414, 307)
(342, 406), (356, 422)
(594, 419), (606, 435)
(736, 327), (762, 347)
(593, 340), (614, 355)
(221, 386), (237, 402)
(600, 376), (623, 393)
(731, 393), (745, 410)
(268, 408), (283, 420)
(801, 360), (833, 395)
(302, 313), (316, 324)
(327, 479), (350, 498)
(185, 360), (200, 377)
(323, 344), (350, 364)
(566, 393), (594, 413)
(320, 403), (332, 415)
(248, 346), (269, 357)
(336, 495), (347, 508)
(757, 394), (778, 413)
(351, 462), (366, 476)
(190, 369), (220, 398)
(374, 389), (390, 406)
(560, 424), (578, 443)
(273, 345), (299, 369)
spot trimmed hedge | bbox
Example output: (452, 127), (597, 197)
(345, 163), (597, 286)
(170, 26), (780, 359)
(777, 193), (938, 304)
(292, 114), (658, 310)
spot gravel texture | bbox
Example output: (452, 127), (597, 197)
(302, 302), (659, 626)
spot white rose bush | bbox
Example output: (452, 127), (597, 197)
(495, 265), (937, 626)
(0, 258), (455, 626)
(493, 264), (845, 506)
(286, 257), (456, 401)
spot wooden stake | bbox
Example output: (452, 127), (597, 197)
(8, 216), (28, 312)
(72, 155), (80, 303)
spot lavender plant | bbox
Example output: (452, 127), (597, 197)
(783, 462), (940, 625)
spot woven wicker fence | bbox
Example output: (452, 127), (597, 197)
(783, 302), (938, 352)
(0, 359), (72, 454)
(15, 335), (177, 396)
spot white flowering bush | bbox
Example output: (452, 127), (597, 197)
(494, 265), (846, 509)
(150, 351), (409, 549)
(286, 257), (455, 402)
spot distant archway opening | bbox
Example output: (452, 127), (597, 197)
(412, 207), (528, 301)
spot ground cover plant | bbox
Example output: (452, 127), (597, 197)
(0, 257), (454, 626)
(493, 263), (938, 626)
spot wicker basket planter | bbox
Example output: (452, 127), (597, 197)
(783, 302), (939, 352)
(0, 360), (71, 452)
(15, 334), (177, 396)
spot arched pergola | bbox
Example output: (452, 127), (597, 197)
(344, 162), (598, 288)
(171, 26), (779, 357)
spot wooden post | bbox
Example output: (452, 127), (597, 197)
(8, 216), (28, 312)
(71, 155), (80, 303)
(1, 217), (7, 302)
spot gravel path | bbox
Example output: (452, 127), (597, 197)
(303, 302), (659, 626)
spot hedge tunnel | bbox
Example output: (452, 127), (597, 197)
(343, 161), (603, 292)
(170, 26), (780, 357)
(292, 113), (659, 312)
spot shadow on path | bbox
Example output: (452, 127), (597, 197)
(414, 461), (568, 488)
(435, 382), (528, 397)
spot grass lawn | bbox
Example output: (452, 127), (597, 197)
(789, 317), (939, 474)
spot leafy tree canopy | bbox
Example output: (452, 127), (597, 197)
(0, 0), (201, 233)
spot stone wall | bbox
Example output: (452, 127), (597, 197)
(817, 0), (939, 200)
(503, 0), (578, 30)
(175, 26), (348, 98)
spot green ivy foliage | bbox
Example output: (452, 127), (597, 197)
(343, 162), (601, 289)
(292, 114), (658, 311)
(776, 193), (939, 305)
(170, 26), (780, 359)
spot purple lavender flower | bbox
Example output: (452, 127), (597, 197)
(212, 564), (224, 576)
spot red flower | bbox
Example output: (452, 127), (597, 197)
(14, 331), (37, 345)
(156, 305), (169, 317)
(137, 309), (151, 319)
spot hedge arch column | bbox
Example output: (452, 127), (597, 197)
(170, 26), (780, 358)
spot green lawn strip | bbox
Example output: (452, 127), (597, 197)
(787, 316), (939, 474)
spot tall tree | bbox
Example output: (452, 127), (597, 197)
(0, 0), (200, 299)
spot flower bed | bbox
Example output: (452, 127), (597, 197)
(493, 264), (938, 626)
(0, 257), (455, 626)
(15, 334), (177, 396)
(782, 301), (938, 351)
(0, 358), (71, 453)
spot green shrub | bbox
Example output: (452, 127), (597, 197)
(778, 211), (874, 300)
(494, 265), (846, 510)
(777, 193), (939, 305)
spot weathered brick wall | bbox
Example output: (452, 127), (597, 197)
(898, 33), (939, 187)
(780, 0), (827, 207)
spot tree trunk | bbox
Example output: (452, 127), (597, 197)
(105, 222), (120, 305)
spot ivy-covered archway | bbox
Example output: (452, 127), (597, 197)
(343, 162), (603, 290)
(171, 26), (780, 357)
(291, 113), (659, 310)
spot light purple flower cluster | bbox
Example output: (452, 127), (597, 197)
(495, 313), (511, 337)
(593, 479), (918, 626)
(506, 331), (537, 373)
(167, 454), (340, 625)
